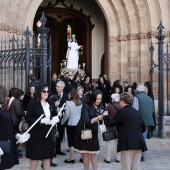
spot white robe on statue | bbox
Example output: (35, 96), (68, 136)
(66, 42), (81, 69)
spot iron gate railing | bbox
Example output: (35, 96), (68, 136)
(0, 12), (52, 92)
(149, 21), (170, 138)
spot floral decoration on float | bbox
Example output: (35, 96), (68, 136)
(60, 67), (85, 80)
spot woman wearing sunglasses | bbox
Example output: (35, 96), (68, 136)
(25, 84), (59, 170)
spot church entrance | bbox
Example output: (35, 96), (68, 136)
(34, 2), (95, 76)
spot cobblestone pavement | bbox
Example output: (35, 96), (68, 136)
(10, 130), (170, 170)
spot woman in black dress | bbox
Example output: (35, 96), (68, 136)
(0, 85), (19, 170)
(111, 80), (123, 94)
(82, 75), (94, 101)
(23, 85), (35, 111)
(144, 81), (156, 137)
(71, 74), (81, 91)
(97, 74), (111, 106)
(51, 73), (58, 95)
(26, 84), (58, 170)
(73, 89), (103, 170)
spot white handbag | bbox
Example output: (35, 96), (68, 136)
(81, 124), (92, 140)
(99, 121), (106, 134)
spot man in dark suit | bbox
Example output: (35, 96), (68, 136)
(103, 92), (147, 170)
(123, 81), (129, 92)
(54, 81), (68, 155)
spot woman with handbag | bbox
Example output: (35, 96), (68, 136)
(73, 89), (103, 170)
(103, 92), (147, 170)
(61, 90), (82, 163)
(103, 93), (121, 164)
(0, 85), (19, 170)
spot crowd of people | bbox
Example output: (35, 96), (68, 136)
(0, 72), (156, 170)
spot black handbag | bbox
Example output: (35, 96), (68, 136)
(0, 140), (11, 153)
(102, 130), (117, 141)
(102, 103), (118, 141)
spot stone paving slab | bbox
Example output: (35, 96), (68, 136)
(9, 131), (170, 170)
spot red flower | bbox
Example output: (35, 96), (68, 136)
(2, 104), (8, 110)
(89, 84), (92, 88)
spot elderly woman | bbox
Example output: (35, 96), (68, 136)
(103, 93), (121, 164)
(103, 92), (147, 170)
(0, 85), (19, 170)
(132, 84), (154, 162)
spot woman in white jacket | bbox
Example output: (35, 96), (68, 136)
(61, 90), (82, 163)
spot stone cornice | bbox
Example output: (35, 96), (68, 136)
(0, 23), (24, 35)
(108, 31), (162, 42)
(108, 36), (119, 42)
(0, 22), (168, 39)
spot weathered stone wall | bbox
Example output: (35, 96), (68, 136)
(0, 0), (170, 100)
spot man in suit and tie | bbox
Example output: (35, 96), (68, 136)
(55, 81), (68, 155)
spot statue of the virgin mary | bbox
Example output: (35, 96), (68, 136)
(66, 34), (82, 69)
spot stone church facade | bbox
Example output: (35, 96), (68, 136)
(0, 0), (170, 102)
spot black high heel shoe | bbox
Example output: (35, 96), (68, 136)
(79, 158), (83, 163)
(64, 159), (75, 163)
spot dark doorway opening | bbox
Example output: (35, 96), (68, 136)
(34, 5), (94, 76)
(33, 17), (85, 75)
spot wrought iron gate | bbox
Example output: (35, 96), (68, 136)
(149, 21), (170, 138)
(0, 12), (52, 92)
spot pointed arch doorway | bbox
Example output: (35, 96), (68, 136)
(34, 3), (94, 75)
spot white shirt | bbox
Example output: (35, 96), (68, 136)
(41, 102), (50, 119)
(8, 96), (15, 107)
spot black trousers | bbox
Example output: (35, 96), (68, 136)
(66, 126), (76, 147)
(56, 122), (65, 152)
